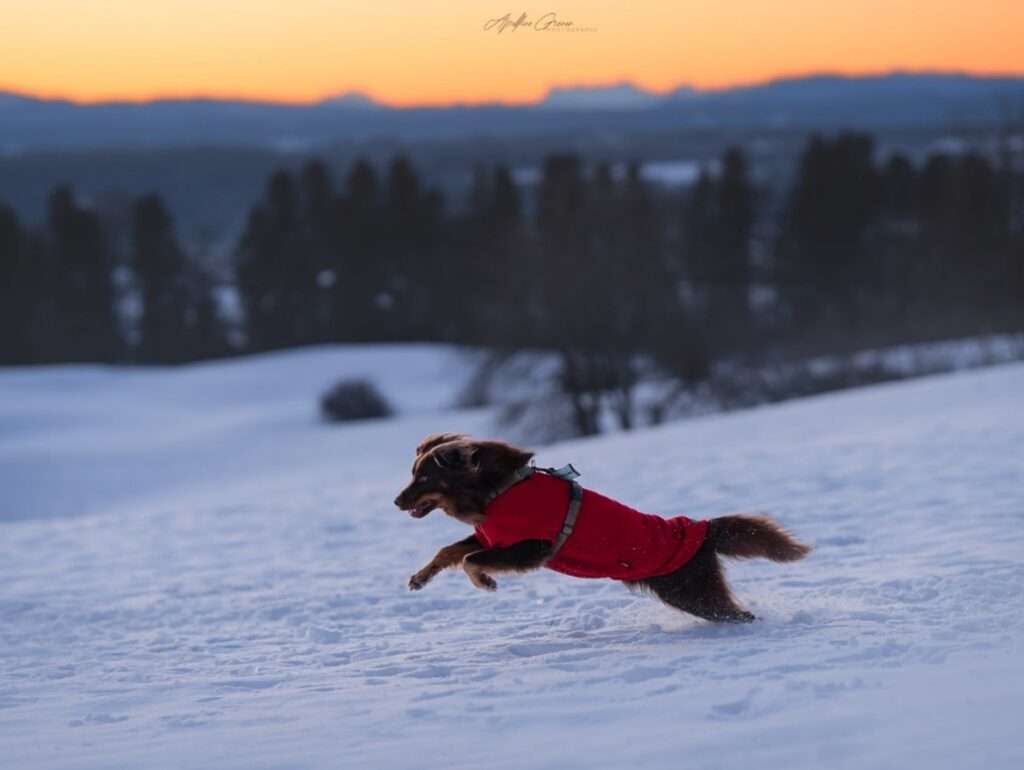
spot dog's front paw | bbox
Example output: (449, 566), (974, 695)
(408, 571), (432, 591)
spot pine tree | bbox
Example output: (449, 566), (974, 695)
(715, 147), (755, 335)
(371, 155), (445, 339)
(298, 160), (339, 341)
(683, 167), (717, 288)
(682, 149), (756, 353)
(0, 204), (35, 364)
(47, 186), (121, 361)
(236, 170), (319, 351)
(331, 157), (383, 341)
(775, 133), (880, 328)
(457, 164), (527, 345)
(133, 194), (190, 362)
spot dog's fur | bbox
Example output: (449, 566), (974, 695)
(395, 433), (810, 622)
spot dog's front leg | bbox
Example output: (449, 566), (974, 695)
(462, 539), (553, 592)
(409, 534), (482, 591)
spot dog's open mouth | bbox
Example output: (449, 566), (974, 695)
(410, 500), (435, 518)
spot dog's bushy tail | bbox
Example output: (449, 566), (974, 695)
(708, 515), (811, 562)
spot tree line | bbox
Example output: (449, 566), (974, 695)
(2, 132), (1022, 432)
(1, 188), (226, 365)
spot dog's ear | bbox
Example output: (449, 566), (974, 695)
(416, 432), (468, 457)
(432, 440), (478, 471)
(473, 440), (534, 475)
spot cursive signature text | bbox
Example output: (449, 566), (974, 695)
(484, 11), (591, 33)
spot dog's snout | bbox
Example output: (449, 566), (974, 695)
(394, 483), (416, 508)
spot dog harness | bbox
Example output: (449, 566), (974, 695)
(474, 465), (708, 581)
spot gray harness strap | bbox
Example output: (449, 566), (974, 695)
(483, 463), (583, 562)
(549, 480), (582, 562)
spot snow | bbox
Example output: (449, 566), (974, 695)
(0, 344), (477, 522)
(511, 160), (707, 189)
(2, 346), (1023, 769)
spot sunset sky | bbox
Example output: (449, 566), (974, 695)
(1, 0), (1022, 105)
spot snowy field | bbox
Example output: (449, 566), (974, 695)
(1, 346), (1022, 770)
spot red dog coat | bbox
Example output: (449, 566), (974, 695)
(475, 471), (708, 581)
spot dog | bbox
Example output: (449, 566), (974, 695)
(394, 433), (810, 623)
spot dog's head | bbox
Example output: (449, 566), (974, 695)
(393, 433), (534, 524)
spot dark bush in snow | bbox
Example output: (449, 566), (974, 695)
(320, 379), (394, 423)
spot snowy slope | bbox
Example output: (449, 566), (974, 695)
(0, 344), (480, 522)
(1, 348), (1022, 770)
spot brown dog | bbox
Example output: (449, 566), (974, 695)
(395, 433), (810, 622)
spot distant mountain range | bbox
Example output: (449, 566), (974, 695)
(1, 72), (1022, 151)
(0, 71), (1019, 150)
(540, 82), (666, 110)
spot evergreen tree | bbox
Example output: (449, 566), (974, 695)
(775, 133), (880, 328)
(47, 186), (121, 361)
(133, 193), (228, 362)
(298, 160), (339, 341)
(880, 154), (916, 220)
(331, 157), (384, 341)
(133, 194), (190, 362)
(682, 167), (718, 290)
(0, 204), (35, 364)
(532, 156), (707, 434)
(236, 170), (319, 351)
(917, 152), (1013, 320)
(457, 164), (528, 345)
(715, 147), (755, 334)
(682, 148), (756, 352)
(872, 153), (921, 315)
(383, 155), (444, 337)
(957, 153), (1009, 297)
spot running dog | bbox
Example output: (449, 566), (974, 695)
(394, 433), (810, 622)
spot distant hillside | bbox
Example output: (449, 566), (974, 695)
(1, 73), (1022, 151)
(1, 72), (1021, 260)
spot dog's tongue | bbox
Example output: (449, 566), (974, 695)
(410, 504), (431, 518)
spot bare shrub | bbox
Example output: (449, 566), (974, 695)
(320, 379), (393, 423)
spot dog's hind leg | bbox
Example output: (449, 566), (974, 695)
(461, 539), (553, 592)
(409, 535), (482, 591)
(637, 544), (755, 623)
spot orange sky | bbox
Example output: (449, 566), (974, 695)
(1, 0), (1022, 105)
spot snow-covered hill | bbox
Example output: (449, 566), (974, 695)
(2, 347), (1022, 769)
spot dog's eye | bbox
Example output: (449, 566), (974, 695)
(416, 475), (427, 483)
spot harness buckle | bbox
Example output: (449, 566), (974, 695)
(544, 463), (580, 481)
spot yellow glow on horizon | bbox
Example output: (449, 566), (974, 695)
(1, 1), (1022, 105)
